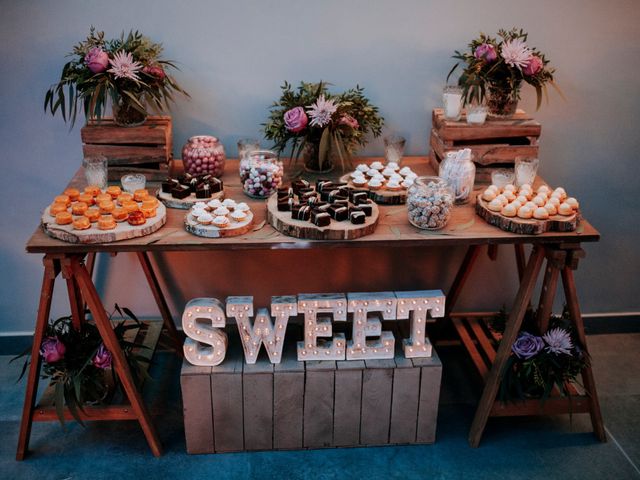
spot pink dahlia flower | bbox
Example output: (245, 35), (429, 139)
(306, 95), (338, 128)
(108, 51), (143, 81)
(500, 38), (532, 70)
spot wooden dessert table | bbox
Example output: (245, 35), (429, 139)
(19, 156), (605, 459)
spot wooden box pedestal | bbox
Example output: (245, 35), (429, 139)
(429, 108), (541, 182)
(181, 333), (442, 454)
(80, 115), (172, 181)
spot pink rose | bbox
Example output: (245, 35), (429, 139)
(92, 343), (112, 370)
(84, 47), (109, 74)
(474, 43), (497, 62)
(143, 64), (166, 80)
(284, 107), (308, 133)
(40, 337), (66, 363)
(523, 55), (543, 76)
(339, 114), (359, 129)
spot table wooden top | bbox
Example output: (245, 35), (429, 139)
(25, 157), (599, 254)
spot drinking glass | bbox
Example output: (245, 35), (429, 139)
(83, 155), (108, 189)
(514, 157), (539, 187)
(442, 85), (463, 121)
(383, 134), (406, 165)
(491, 168), (515, 189)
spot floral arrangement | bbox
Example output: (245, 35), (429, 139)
(448, 28), (560, 113)
(491, 308), (588, 402)
(44, 27), (188, 127)
(13, 306), (149, 427)
(263, 81), (384, 172)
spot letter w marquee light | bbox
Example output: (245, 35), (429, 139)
(182, 290), (446, 366)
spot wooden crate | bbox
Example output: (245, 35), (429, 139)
(181, 332), (442, 454)
(81, 115), (173, 181)
(429, 108), (541, 182)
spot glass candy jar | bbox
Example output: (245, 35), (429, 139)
(239, 150), (284, 199)
(182, 135), (226, 178)
(407, 176), (454, 230)
(438, 149), (476, 204)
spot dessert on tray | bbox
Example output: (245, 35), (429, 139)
(157, 173), (224, 208)
(184, 198), (254, 238)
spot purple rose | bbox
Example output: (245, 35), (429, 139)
(284, 107), (308, 133)
(512, 332), (544, 359)
(40, 337), (66, 363)
(92, 343), (112, 369)
(474, 43), (497, 62)
(339, 114), (359, 129)
(84, 47), (110, 74)
(523, 55), (543, 76)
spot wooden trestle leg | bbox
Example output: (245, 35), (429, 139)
(136, 251), (183, 354)
(16, 256), (60, 460)
(445, 245), (483, 317)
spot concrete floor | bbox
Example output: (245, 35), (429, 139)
(1, 333), (639, 479)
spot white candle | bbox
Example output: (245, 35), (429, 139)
(443, 92), (463, 120)
(466, 108), (487, 125)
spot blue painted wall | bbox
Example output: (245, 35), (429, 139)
(1, 0), (638, 333)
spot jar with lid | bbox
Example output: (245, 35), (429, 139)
(239, 150), (284, 198)
(438, 148), (476, 204)
(407, 176), (454, 230)
(182, 135), (226, 178)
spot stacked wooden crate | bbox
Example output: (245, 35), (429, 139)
(181, 333), (442, 454)
(80, 116), (172, 181)
(429, 108), (541, 182)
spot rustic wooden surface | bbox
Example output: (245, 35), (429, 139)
(184, 210), (254, 238)
(156, 188), (224, 210)
(266, 194), (379, 240)
(431, 108), (541, 142)
(334, 360), (364, 446)
(242, 357), (274, 450)
(303, 360), (336, 448)
(475, 194), (579, 235)
(181, 360), (214, 454)
(26, 157), (600, 254)
(339, 173), (408, 205)
(273, 340), (304, 450)
(41, 203), (167, 244)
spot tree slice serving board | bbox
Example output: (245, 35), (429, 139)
(339, 174), (407, 205)
(184, 211), (254, 238)
(156, 188), (224, 209)
(41, 203), (167, 244)
(475, 195), (579, 235)
(266, 195), (379, 240)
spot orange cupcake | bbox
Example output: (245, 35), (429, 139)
(112, 207), (128, 222)
(106, 185), (122, 199)
(54, 194), (71, 206)
(127, 211), (146, 226)
(116, 193), (133, 205)
(71, 201), (89, 216)
(50, 202), (68, 216)
(133, 189), (149, 202)
(78, 192), (95, 205)
(98, 200), (115, 214)
(84, 185), (101, 197)
(72, 216), (91, 230)
(63, 188), (80, 201)
(122, 200), (140, 213)
(84, 207), (101, 222)
(55, 211), (73, 225)
(98, 215), (117, 230)
(141, 198), (159, 209)
(140, 205), (157, 218)
(96, 193), (112, 205)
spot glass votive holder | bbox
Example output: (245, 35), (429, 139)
(466, 105), (488, 125)
(82, 155), (108, 189)
(121, 173), (147, 193)
(237, 137), (260, 161)
(491, 168), (515, 189)
(443, 85), (463, 121)
(514, 157), (540, 187)
(239, 150), (284, 198)
(383, 134), (406, 165)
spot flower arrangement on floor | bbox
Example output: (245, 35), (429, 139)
(44, 27), (189, 127)
(263, 81), (384, 172)
(13, 306), (149, 427)
(491, 308), (588, 402)
(447, 28), (560, 116)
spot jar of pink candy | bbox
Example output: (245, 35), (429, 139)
(240, 150), (284, 199)
(182, 135), (226, 178)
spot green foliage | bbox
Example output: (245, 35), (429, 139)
(12, 305), (149, 428)
(44, 27), (189, 128)
(447, 27), (560, 109)
(262, 81), (384, 170)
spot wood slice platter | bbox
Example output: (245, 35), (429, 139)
(339, 174), (407, 205)
(266, 195), (379, 240)
(475, 195), (579, 235)
(184, 211), (254, 238)
(41, 203), (167, 244)
(156, 188), (224, 209)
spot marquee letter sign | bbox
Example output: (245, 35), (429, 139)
(182, 290), (445, 366)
